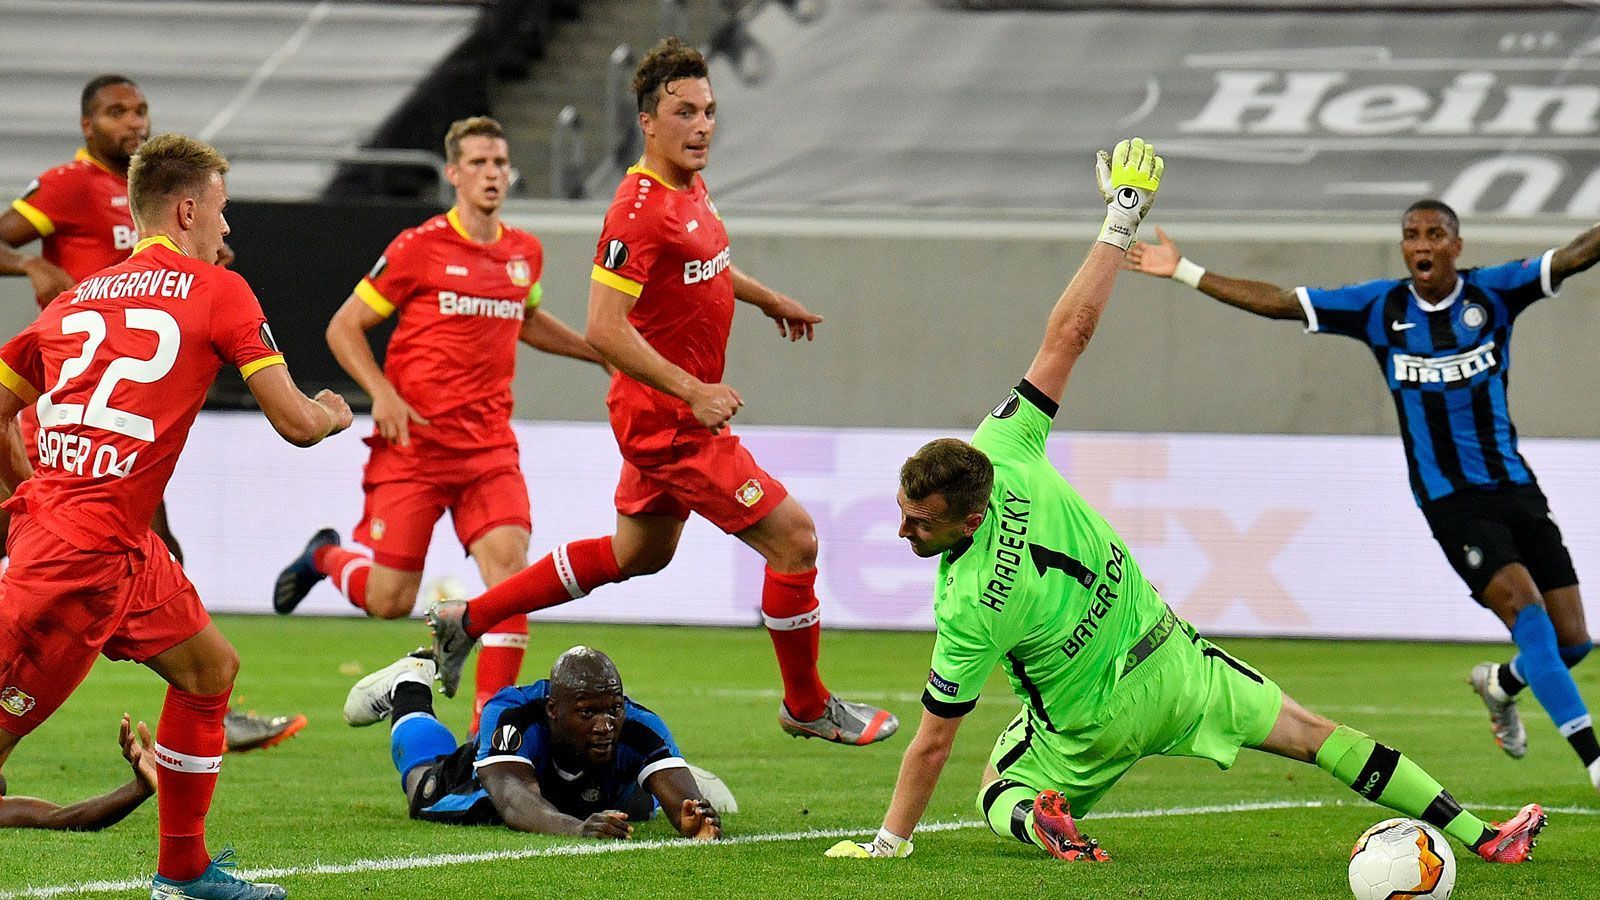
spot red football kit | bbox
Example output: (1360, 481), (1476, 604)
(590, 165), (785, 533)
(350, 208), (543, 569)
(0, 236), (283, 735)
(11, 148), (138, 296)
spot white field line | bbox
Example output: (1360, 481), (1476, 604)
(7, 799), (1593, 898)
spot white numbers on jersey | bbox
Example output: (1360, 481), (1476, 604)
(37, 308), (181, 442)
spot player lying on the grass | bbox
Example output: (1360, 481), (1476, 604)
(0, 715), (154, 830)
(1123, 206), (1600, 789)
(345, 645), (721, 840)
(827, 139), (1545, 866)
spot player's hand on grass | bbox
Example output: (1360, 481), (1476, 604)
(689, 382), (743, 434)
(370, 388), (428, 446)
(1095, 137), (1163, 251)
(681, 798), (722, 841)
(22, 257), (73, 307)
(315, 389), (355, 438)
(824, 827), (913, 859)
(580, 810), (633, 840)
(119, 714), (158, 796)
(1123, 226), (1181, 278)
(761, 292), (822, 342)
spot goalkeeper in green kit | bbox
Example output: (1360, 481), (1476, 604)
(826, 139), (1546, 865)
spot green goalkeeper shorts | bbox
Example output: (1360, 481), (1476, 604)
(986, 629), (1283, 817)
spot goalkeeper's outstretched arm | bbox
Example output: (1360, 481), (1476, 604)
(1124, 226), (1306, 322)
(1023, 138), (1164, 405)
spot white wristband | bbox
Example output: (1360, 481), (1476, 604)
(1173, 257), (1206, 289)
(873, 826), (913, 858)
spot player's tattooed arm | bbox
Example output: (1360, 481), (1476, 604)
(479, 762), (634, 839)
(1124, 228), (1304, 322)
(0, 209), (73, 306)
(730, 265), (822, 342)
(0, 715), (155, 831)
(646, 767), (721, 840)
(1549, 220), (1600, 287)
(588, 279), (742, 433)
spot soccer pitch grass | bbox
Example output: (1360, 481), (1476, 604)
(3, 616), (1597, 899)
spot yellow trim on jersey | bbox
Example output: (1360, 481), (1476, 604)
(626, 163), (680, 190)
(238, 354), (285, 380)
(0, 360), (40, 404)
(591, 264), (643, 298)
(446, 207), (503, 243)
(526, 280), (543, 309)
(354, 279), (396, 317)
(74, 147), (117, 176)
(10, 198), (54, 237)
(133, 235), (182, 256)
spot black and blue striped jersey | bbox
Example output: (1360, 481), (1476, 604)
(1296, 250), (1558, 504)
(414, 681), (685, 825)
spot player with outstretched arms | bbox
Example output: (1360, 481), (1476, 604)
(0, 133), (352, 899)
(272, 116), (605, 730)
(428, 39), (897, 747)
(827, 140), (1544, 868)
(0, 75), (302, 752)
(1124, 203), (1600, 789)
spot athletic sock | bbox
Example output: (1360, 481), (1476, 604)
(1509, 605), (1597, 770)
(1500, 640), (1590, 697)
(390, 680), (435, 725)
(465, 537), (622, 638)
(473, 614), (528, 733)
(390, 708), (457, 781)
(761, 566), (828, 722)
(979, 779), (1045, 849)
(1316, 724), (1494, 849)
(313, 544), (372, 612)
(156, 686), (230, 882)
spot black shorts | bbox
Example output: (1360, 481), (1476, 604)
(1421, 483), (1578, 600)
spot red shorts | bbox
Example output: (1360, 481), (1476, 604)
(0, 514), (208, 738)
(356, 448), (531, 571)
(615, 431), (788, 534)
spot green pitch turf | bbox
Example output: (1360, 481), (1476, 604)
(2, 615), (1596, 899)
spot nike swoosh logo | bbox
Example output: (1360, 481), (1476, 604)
(1391, 321), (1417, 331)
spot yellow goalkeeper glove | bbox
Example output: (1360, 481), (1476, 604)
(1095, 137), (1164, 251)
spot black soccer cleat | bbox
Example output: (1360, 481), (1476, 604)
(273, 528), (340, 615)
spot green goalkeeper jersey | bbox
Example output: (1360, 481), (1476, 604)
(921, 381), (1170, 731)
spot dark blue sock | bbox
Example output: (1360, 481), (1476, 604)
(1561, 641), (1595, 668)
(1511, 606), (1593, 743)
(391, 712), (456, 785)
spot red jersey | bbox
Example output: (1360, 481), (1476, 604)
(354, 208), (543, 457)
(591, 165), (733, 461)
(11, 148), (138, 297)
(0, 236), (282, 551)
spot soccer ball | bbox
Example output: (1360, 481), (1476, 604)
(1348, 818), (1456, 900)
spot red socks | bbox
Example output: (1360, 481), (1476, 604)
(762, 566), (828, 722)
(156, 687), (230, 882)
(314, 544), (371, 611)
(466, 537), (622, 638)
(474, 614), (528, 732)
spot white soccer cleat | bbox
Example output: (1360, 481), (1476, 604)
(344, 650), (437, 727)
(688, 764), (738, 814)
(1470, 662), (1527, 759)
